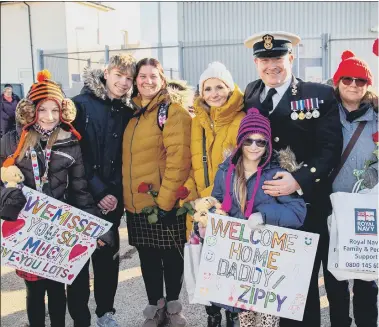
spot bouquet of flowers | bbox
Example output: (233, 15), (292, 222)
(138, 182), (194, 224)
(353, 131), (379, 191)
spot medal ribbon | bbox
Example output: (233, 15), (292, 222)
(30, 146), (52, 193)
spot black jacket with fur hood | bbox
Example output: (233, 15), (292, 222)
(72, 68), (134, 223)
(0, 128), (99, 220)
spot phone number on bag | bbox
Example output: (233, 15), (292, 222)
(345, 262), (378, 269)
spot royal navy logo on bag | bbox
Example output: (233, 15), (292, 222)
(354, 208), (377, 235)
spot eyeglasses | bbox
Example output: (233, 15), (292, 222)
(242, 138), (267, 148)
(341, 77), (368, 87)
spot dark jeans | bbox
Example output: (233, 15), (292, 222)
(67, 223), (120, 324)
(24, 279), (66, 327)
(137, 246), (184, 305)
(327, 278), (378, 327)
(280, 210), (349, 327)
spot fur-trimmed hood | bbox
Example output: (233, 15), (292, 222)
(131, 79), (194, 112)
(166, 80), (195, 108)
(81, 67), (132, 105)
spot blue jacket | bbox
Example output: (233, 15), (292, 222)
(208, 157), (306, 312)
(332, 104), (378, 193)
(211, 157), (307, 229)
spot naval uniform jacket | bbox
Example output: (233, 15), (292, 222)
(244, 77), (343, 229)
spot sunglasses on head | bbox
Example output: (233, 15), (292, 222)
(242, 138), (267, 148)
(341, 77), (368, 87)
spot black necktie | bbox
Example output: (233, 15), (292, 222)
(261, 88), (277, 115)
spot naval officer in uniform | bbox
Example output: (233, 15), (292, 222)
(243, 31), (343, 327)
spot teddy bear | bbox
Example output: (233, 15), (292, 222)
(189, 196), (227, 240)
(1, 165), (25, 188)
(191, 196), (226, 228)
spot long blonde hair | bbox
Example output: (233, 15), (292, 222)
(232, 143), (269, 213)
(18, 128), (60, 162)
(233, 154), (247, 213)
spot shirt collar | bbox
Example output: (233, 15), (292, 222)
(264, 77), (292, 97)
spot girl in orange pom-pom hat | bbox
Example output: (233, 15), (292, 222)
(0, 71), (101, 327)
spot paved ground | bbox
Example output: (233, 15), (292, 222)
(1, 220), (375, 327)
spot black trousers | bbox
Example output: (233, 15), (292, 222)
(326, 277), (378, 327)
(67, 223), (120, 325)
(280, 209), (352, 327)
(137, 246), (184, 305)
(24, 279), (66, 327)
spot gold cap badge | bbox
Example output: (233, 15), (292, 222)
(263, 34), (274, 50)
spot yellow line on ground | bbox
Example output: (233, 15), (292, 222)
(1, 265), (142, 317)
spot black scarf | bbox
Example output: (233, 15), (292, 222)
(342, 102), (371, 123)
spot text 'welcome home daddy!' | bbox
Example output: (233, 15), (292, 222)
(194, 214), (319, 321)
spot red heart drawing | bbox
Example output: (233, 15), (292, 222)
(33, 164), (37, 167)
(2, 219), (25, 238)
(68, 244), (88, 261)
(68, 274), (75, 280)
(90, 244), (94, 248)
(16, 257), (20, 261)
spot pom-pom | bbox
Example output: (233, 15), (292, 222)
(373, 39), (379, 57)
(341, 50), (355, 61)
(247, 108), (260, 115)
(37, 69), (52, 82)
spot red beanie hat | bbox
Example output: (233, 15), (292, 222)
(373, 39), (378, 57)
(333, 50), (373, 86)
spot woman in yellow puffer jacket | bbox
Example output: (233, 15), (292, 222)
(184, 62), (245, 327)
(122, 58), (192, 327)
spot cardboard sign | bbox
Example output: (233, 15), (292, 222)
(1, 187), (112, 284)
(194, 214), (319, 321)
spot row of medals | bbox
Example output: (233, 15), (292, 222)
(291, 108), (320, 120)
(290, 83), (320, 120)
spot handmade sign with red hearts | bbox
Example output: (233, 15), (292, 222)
(1, 186), (112, 285)
(2, 219), (25, 238)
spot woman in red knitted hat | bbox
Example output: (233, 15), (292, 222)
(328, 51), (378, 327)
(0, 70), (102, 327)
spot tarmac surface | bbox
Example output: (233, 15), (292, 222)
(1, 219), (376, 327)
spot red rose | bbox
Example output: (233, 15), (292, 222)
(138, 182), (152, 193)
(372, 131), (379, 144)
(176, 186), (190, 200)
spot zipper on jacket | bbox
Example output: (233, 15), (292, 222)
(52, 150), (75, 166)
(129, 117), (140, 213)
(85, 114), (89, 131)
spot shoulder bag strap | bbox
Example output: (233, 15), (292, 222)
(202, 128), (210, 188)
(330, 121), (367, 183)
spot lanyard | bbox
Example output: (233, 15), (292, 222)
(30, 145), (52, 193)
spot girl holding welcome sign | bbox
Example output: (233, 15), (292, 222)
(209, 108), (307, 327)
(0, 70), (101, 327)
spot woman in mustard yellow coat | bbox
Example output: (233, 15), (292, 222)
(122, 58), (192, 327)
(183, 62), (245, 327)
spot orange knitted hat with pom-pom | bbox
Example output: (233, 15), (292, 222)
(28, 69), (65, 106)
(2, 70), (81, 168)
(333, 50), (373, 86)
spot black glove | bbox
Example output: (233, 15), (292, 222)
(158, 207), (180, 227)
(98, 228), (115, 248)
(0, 187), (26, 221)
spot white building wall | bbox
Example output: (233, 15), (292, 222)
(1, 2), (67, 93)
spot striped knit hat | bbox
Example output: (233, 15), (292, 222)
(28, 70), (65, 106)
(221, 108), (272, 218)
(2, 70), (80, 168)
